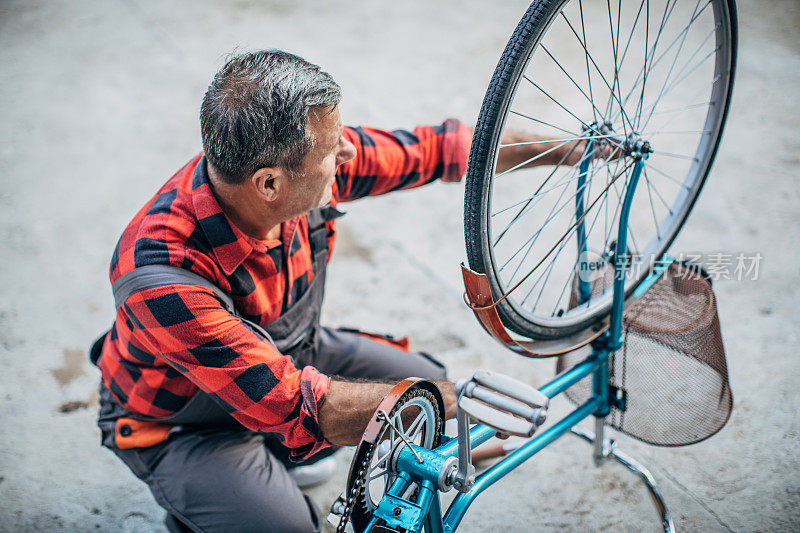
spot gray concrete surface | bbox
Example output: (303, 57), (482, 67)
(0, 0), (798, 531)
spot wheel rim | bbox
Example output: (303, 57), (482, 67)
(479, 0), (734, 335)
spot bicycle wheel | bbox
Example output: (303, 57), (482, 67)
(465, 0), (736, 340)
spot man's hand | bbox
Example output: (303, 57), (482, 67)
(318, 378), (457, 446)
(492, 129), (621, 174)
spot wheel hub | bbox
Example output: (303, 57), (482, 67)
(622, 132), (653, 160)
(587, 121), (652, 160)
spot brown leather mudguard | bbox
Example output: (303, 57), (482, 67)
(461, 264), (606, 358)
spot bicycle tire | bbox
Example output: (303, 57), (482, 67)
(465, 0), (737, 340)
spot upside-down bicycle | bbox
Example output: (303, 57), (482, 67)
(331, 1), (737, 530)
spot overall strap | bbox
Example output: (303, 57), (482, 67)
(306, 205), (344, 265)
(112, 264), (234, 312)
(111, 264), (274, 342)
(256, 205), (344, 364)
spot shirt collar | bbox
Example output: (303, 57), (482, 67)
(190, 156), (257, 276)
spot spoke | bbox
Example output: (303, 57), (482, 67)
(501, 169), (577, 278)
(562, 157), (624, 306)
(638, 0), (707, 130)
(643, 166), (674, 213)
(545, 176), (616, 314)
(498, 162), (595, 276)
(634, 0), (650, 127)
(656, 151), (698, 161)
(508, 110), (579, 137)
(561, 11), (635, 133)
(643, 95), (713, 138)
(614, 0), (647, 94)
(496, 153), (624, 246)
(643, 69), (721, 147)
(644, 169), (662, 240)
(507, 227), (543, 286)
(606, 0), (647, 124)
(645, 162), (691, 188)
(648, 100), (714, 115)
(499, 133), (620, 149)
(539, 229), (581, 314)
(662, 21), (719, 82)
(495, 161), (635, 303)
(628, 222), (641, 255)
(540, 44), (608, 121)
(492, 142), (586, 247)
(532, 156), (624, 314)
(652, 46), (720, 110)
(666, 42), (721, 91)
(492, 168), (583, 219)
(636, 72), (722, 136)
(603, 0), (625, 131)
(616, 0), (713, 123)
(523, 228), (567, 310)
(494, 138), (575, 178)
(644, 129), (711, 135)
(634, 0), (679, 127)
(578, 0), (600, 126)
(523, 75), (594, 132)
(535, 164), (616, 313)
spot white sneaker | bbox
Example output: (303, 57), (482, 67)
(288, 456), (337, 488)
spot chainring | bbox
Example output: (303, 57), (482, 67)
(340, 379), (444, 533)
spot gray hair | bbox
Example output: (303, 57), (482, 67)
(200, 50), (342, 184)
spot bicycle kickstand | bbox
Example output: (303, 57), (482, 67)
(571, 420), (676, 533)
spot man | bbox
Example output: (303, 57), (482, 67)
(93, 50), (587, 532)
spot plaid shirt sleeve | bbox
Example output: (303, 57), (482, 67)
(119, 283), (331, 459)
(335, 118), (471, 202)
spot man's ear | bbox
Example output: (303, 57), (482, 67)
(251, 167), (283, 202)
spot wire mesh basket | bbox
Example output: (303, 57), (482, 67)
(557, 261), (733, 446)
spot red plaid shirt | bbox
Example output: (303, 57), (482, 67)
(100, 119), (470, 457)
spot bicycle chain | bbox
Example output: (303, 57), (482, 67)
(336, 441), (374, 533)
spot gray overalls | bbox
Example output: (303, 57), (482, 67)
(92, 206), (446, 533)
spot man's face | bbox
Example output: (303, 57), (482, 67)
(286, 106), (356, 214)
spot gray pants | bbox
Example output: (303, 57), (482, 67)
(107, 327), (446, 533)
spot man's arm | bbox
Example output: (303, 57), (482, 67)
(493, 128), (622, 173)
(318, 378), (458, 446)
(119, 284), (331, 458)
(334, 120), (612, 203)
(334, 119), (471, 202)
(119, 283), (457, 452)
(494, 129), (586, 173)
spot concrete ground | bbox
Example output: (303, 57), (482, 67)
(0, 0), (798, 531)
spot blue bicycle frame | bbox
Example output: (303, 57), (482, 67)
(362, 140), (668, 533)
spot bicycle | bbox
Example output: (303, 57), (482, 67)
(331, 1), (737, 531)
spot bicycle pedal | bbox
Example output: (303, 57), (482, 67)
(472, 370), (549, 409)
(456, 370), (549, 437)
